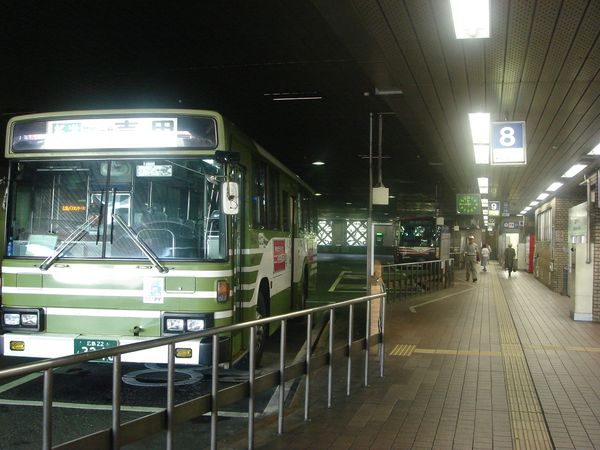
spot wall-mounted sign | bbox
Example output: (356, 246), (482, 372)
(456, 194), (482, 215)
(488, 217), (496, 225)
(491, 121), (526, 165)
(502, 221), (521, 229)
(489, 201), (500, 216)
(501, 201), (510, 217)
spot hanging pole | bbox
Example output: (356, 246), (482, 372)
(367, 113), (374, 294)
(377, 114), (383, 186)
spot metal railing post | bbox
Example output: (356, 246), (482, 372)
(112, 355), (122, 450)
(42, 369), (53, 450)
(166, 344), (175, 450)
(364, 299), (371, 387)
(211, 335), (219, 450)
(380, 293), (386, 378)
(304, 313), (312, 421)
(327, 308), (334, 408)
(248, 326), (255, 449)
(278, 319), (286, 435)
(347, 304), (353, 396)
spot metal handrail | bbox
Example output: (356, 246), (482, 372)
(381, 258), (454, 302)
(0, 289), (386, 450)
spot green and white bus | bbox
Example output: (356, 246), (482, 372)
(1, 109), (317, 365)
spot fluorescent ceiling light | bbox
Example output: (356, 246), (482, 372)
(519, 211), (526, 215)
(546, 182), (563, 192)
(524, 206), (532, 212)
(474, 144), (489, 164)
(374, 88), (403, 96)
(314, 193), (322, 197)
(389, 195), (396, 199)
(562, 164), (587, 178)
(312, 161), (325, 166)
(450, 0), (490, 39)
(529, 201), (539, 206)
(469, 113), (490, 144)
(272, 96), (322, 101)
(537, 193), (550, 200)
(345, 202), (352, 205)
(588, 142), (600, 155)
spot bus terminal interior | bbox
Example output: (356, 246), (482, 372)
(2, 1), (600, 449)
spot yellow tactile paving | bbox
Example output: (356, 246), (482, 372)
(491, 268), (553, 450)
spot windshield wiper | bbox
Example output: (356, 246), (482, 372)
(39, 214), (100, 271)
(111, 213), (169, 273)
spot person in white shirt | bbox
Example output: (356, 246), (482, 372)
(480, 244), (490, 272)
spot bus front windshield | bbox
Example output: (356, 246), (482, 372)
(7, 159), (227, 261)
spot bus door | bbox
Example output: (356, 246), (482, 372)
(230, 167), (245, 327)
(283, 192), (297, 310)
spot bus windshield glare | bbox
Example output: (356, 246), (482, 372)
(7, 159), (227, 261)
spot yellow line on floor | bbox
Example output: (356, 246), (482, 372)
(491, 266), (552, 449)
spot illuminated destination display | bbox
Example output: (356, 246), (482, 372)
(62, 205), (86, 212)
(11, 115), (217, 151)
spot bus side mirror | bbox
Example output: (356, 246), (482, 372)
(222, 182), (239, 215)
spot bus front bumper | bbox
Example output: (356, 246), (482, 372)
(1, 333), (230, 366)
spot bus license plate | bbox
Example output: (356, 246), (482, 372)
(74, 338), (118, 362)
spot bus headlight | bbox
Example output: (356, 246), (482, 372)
(165, 318), (185, 332)
(162, 313), (212, 334)
(186, 319), (205, 332)
(20, 314), (39, 326)
(1, 308), (43, 331)
(3, 314), (20, 326)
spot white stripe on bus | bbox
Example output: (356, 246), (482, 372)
(1, 266), (232, 278)
(241, 265), (260, 273)
(242, 248), (265, 255)
(241, 283), (257, 291)
(45, 307), (233, 319)
(2, 287), (216, 298)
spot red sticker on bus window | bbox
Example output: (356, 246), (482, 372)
(273, 239), (286, 273)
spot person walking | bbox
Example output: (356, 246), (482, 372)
(504, 243), (516, 277)
(480, 244), (490, 272)
(464, 235), (479, 282)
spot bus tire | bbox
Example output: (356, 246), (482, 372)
(254, 288), (268, 367)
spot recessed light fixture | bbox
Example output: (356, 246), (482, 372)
(537, 193), (550, 200)
(529, 201), (539, 206)
(562, 164), (587, 178)
(312, 161), (325, 166)
(546, 182), (563, 191)
(588, 142), (600, 155)
(474, 144), (490, 164)
(272, 96), (323, 101)
(450, 0), (490, 39)
(470, 115), (491, 145)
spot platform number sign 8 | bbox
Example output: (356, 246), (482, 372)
(491, 121), (526, 165)
(499, 126), (516, 146)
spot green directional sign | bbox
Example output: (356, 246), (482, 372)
(456, 194), (482, 215)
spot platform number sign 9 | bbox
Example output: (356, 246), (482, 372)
(491, 121), (526, 165)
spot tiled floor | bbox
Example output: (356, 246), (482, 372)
(226, 263), (600, 449)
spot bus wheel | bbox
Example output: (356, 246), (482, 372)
(254, 291), (268, 367)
